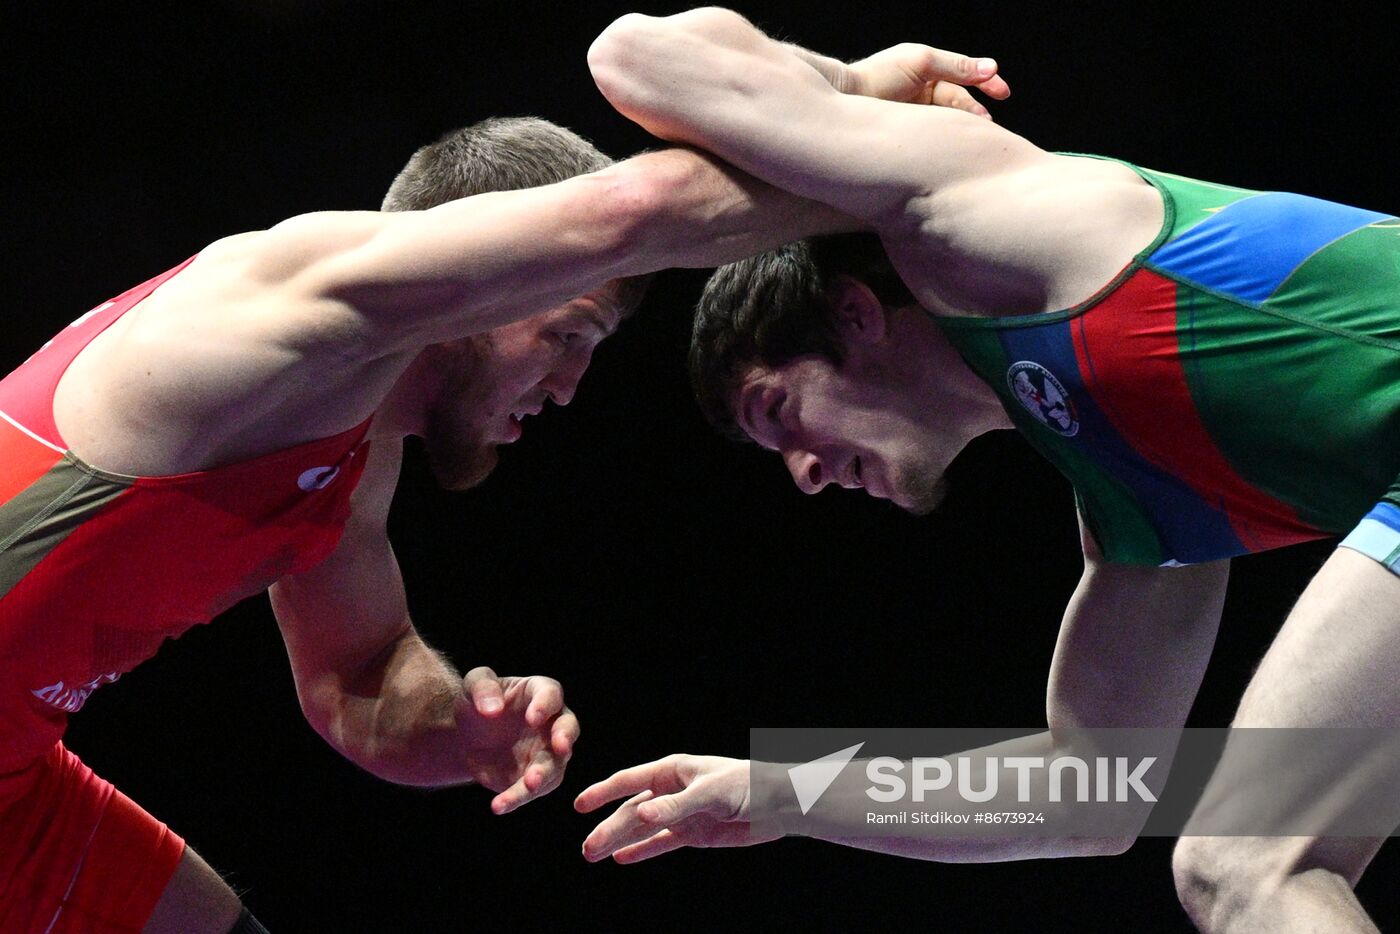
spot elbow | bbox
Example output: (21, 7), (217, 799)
(299, 688), (403, 782)
(589, 8), (748, 110)
(587, 13), (656, 108)
(588, 12), (648, 66)
(298, 689), (359, 764)
(1082, 834), (1138, 857)
(295, 666), (389, 769)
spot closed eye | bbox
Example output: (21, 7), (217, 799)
(767, 392), (785, 428)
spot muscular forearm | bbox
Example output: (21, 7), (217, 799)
(590, 9), (937, 224)
(797, 559), (1225, 863)
(314, 628), (474, 787)
(290, 143), (858, 353)
(616, 147), (861, 271)
(758, 730), (1165, 862)
(781, 42), (854, 91)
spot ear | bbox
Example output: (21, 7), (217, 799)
(826, 276), (887, 346)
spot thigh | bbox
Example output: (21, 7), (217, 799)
(1235, 548), (1400, 728)
(1200, 547), (1400, 882)
(0, 743), (188, 933)
(143, 846), (242, 934)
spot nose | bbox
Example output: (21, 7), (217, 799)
(783, 448), (828, 495)
(541, 349), (593, 407)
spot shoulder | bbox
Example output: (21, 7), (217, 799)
(915, 153), (1156, 230)
(53, 222), (416, 474)
(891, 152), (1163, 314)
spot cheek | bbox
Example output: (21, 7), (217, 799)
(517, 350), (560, 390)
(488, 347), (555, 395)
(833, 408), (901, 451)
(810, 400), (865, 443)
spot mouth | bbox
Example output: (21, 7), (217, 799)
(501, 413), (525, 443)
(501, 406), (544, 443)
(841, 455), (868, 491)
(855, 455), (886, 500)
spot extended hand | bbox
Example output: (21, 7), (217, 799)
(575, 754), (778, 863)
(455, 666), (580, 814)
(846, 43), (1011, 117)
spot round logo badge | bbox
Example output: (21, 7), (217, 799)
(1006, 361), (1079, 437)
(297, 465), (341, 492)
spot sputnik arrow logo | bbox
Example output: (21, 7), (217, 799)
(787, 742), (865, 815)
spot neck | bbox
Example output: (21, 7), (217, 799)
(894, 305), (1012, 447)
(374, 349), (439, 441)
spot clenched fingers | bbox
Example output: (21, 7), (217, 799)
(492, 747), (569, 815)
(521, 675), (566, 727)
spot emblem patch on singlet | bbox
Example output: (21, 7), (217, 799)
(1006, 361), (1079, 437)
(297, 465), (340, 491)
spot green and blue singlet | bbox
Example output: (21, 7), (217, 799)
(935, 158), (1400, 568)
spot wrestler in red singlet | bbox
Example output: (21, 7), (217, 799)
(0, 261), (371, 931)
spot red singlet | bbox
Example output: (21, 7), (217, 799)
(0, 259), (372, 929)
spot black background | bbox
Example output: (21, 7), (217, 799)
(7, 1), (1397, 931)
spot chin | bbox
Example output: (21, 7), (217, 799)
(428, 442), (500, 491)
(893, 471), (948, 517)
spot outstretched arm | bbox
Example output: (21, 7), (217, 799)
(269, 439), (577, 811)
(200, 147), (857, 358)
(588, 8), (1041, 225)
(578, 532), (1228, 863)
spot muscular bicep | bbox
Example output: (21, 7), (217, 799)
(270, 438), (411, 723)
(213, 146), (853, 360)
(1047, 523), (1229, 730)
(237, 171), (652, 356)
(589, 8), (1045, 224)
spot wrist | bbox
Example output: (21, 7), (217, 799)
(782, 43), (854, 93)
(747, 759), (805, 837)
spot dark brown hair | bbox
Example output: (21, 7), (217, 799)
(689, 233), (914, 440)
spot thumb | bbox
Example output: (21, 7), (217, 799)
(461, 666), (505, 716)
